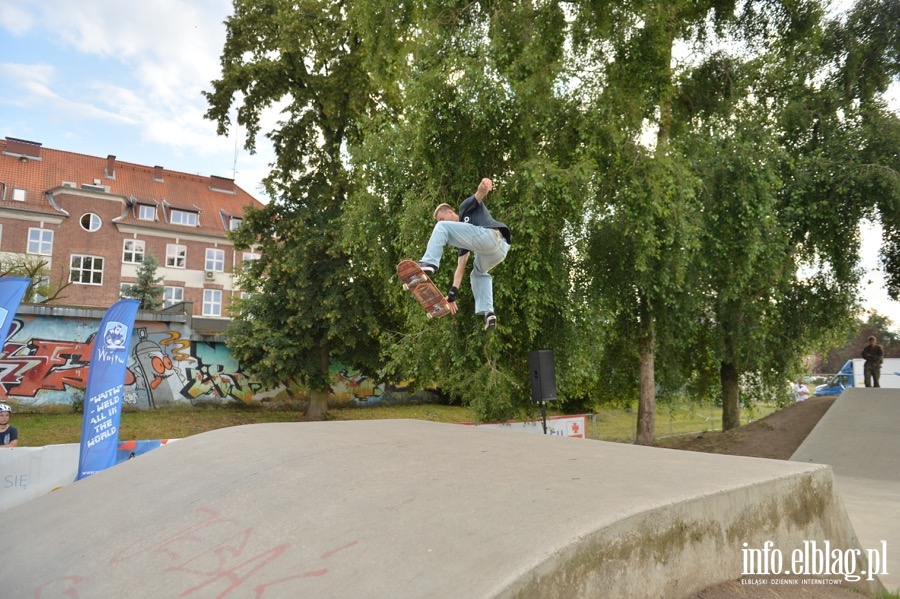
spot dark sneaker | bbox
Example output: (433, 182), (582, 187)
(484, 312), (497, 331)
(418, 262), (437, 276)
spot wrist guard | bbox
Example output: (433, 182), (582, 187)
(447, 286), (459, 303)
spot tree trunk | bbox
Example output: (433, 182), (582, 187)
(305, 389), (329, 421)
(720, 362), (741, 431)
(635, 303), (656, 446)
(304, 342), (332, 421)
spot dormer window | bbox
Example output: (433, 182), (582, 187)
(11, 188), (25, 201)
(170, 209), (198, 227)
(137, 204), (156, 221)
(229, 217), (242, 230)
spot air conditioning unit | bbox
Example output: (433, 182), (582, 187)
(204, 270), (216, 280)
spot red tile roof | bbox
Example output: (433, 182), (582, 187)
(0, 137), (265, 237)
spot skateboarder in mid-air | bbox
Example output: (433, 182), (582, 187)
(418, 178), (511, 331)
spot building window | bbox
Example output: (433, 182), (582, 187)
(165, 244), (186, 268)
(164, 286), (184, 308)
(229, 217), (242, 230)
(138, 205), (156, 221)
(203, 289), (222, 316)
(80, 213), (102, 232)
(241, 252), (260, 274)
(11, 188), (26, 202)
(123, 239), (145, 264)
(205, 248), (225, 272)
(70, 255), (104, 285)
(170, 209), (198, 227)
(27, 228), (53, 255)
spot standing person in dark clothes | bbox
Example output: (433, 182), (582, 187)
(862, 335), (884, 387)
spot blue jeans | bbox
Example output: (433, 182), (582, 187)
(420, 221), (509, 315)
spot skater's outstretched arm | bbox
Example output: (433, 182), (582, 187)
(474, 178), (493, 202)
(447, 253), (470, 314)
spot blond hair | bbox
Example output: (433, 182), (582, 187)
(433, 203), (454, 221)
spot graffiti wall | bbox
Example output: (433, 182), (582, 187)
(0, 313), (386, 408)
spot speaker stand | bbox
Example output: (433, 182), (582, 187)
(539, 400), (548, 434)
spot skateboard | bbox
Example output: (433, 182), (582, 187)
(397, 260), (451, 319)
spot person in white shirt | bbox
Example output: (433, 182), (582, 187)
(793, 379), (810, 402)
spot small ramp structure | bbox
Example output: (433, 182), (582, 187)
(792, 388), (900, 591)
(0, 419), (880, 598)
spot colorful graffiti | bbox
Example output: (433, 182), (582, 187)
(0, 315), (387, 408)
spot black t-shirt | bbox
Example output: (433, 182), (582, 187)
(456, 195), (511, 257)
(0, 425), (18, 446)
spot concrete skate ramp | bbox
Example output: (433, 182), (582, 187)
(792, 388), (900, 590)
(0, 420), (876, 598)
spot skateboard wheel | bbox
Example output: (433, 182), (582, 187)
(426, 313), (434, 319)
(402, 283), (410, 291)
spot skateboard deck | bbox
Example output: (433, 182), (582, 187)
(397, 260), (451, 319)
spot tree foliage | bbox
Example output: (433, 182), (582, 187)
(205, 0), (392, 419)
(121, 253), (164, 310)
(204, 0), (900, 434)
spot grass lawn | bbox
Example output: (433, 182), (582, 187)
(8, 400), (776, 447)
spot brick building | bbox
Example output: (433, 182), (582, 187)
(0, 136), (265, 326)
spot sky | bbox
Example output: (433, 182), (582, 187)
(0, 0), (276, 201)
(1, 0), (899, 329)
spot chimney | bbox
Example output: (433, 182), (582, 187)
(209, 175), (235, 193)
(105, 155), (116, 179)
(5, 137), (42, 160)
(153, 165), (164, 182)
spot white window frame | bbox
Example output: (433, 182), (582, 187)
(70, 255), (104, 285)
(205, 248), (225, 272)
(27, 228), (53, 256)
(165, 244), (187, 268)
(229, 217), (242, 230)
(170, 209), (198, 227)
(164, 286), (184, 308)
(138, 205), (156, 221)
(123, 239), (146, 264)
(202, 289), (222, 316)
(80, 213), (102, 232)
(11, 188), (26, 202)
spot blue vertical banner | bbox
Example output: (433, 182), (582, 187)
(0, 277), (31, 356)
(77, 299), (140, 481)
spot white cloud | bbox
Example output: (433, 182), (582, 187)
(0, 2), (34, 35)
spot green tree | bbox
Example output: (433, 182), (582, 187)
(204, 0), (390, 419)
(572, 0), (898, 435)
(346, 0), (588, 422)
(572, 0), (756, 442)
(121, 253), (164, 310)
